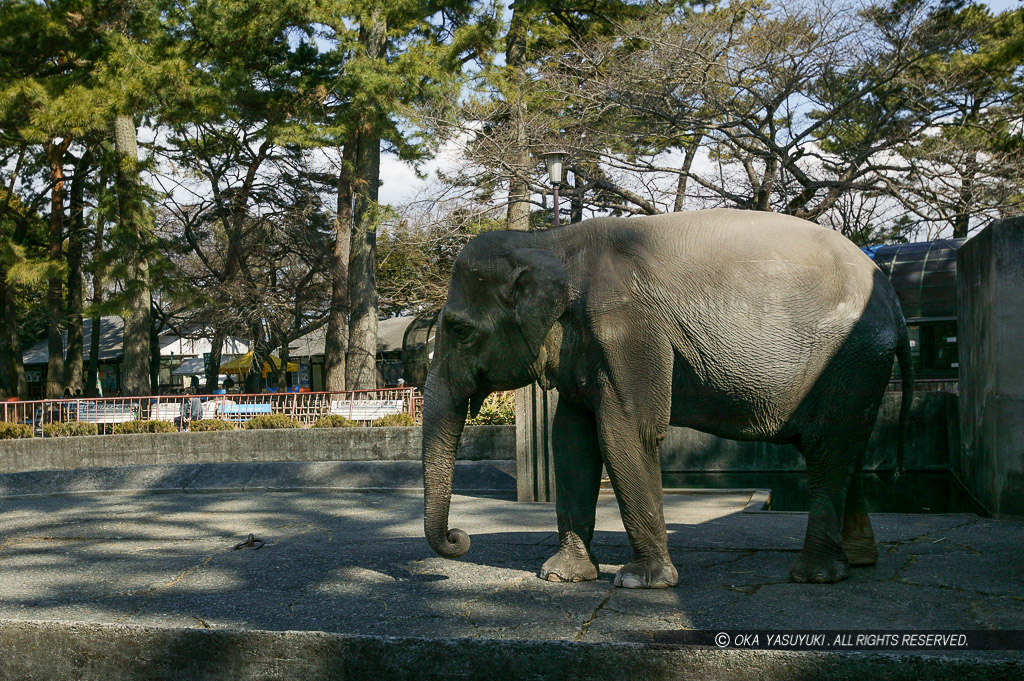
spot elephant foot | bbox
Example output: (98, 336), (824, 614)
(842, 513), (878, 567)
(540, 547), (599, 583)
(841, 537), (878, 567)
(613, 559), (678, 589)
(789, 551), (850, 584)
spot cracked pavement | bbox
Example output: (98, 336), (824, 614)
(0, 485), (1021, 651)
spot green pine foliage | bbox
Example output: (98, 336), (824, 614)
(243, 413), (301, 429)
(370, 412), (416, 428)
(0, 422), (32, 439)
(466, 391), (515, 425)
(312, 414), (360, 428)
(42, 421), (98, 437)
(189, 419), (236, 432)
(112, 420), (177, 434)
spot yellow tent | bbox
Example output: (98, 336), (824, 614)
(219, 352), (299, 376)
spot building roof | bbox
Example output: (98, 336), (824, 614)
(289, 316), (415, 358)
(864, 238), (966, 322)
(23, 317), (124, 365)
(22, 316), (249, 366)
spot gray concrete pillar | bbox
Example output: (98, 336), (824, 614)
(956, 216), (1024, 517)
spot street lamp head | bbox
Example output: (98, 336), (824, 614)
(541, 150), (567, 186)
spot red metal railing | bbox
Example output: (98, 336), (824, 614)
(1, 388), (421, 435)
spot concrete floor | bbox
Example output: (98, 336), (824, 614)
(0, 463), (1022, 679)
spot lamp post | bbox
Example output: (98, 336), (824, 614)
(541, 150), (567, 228)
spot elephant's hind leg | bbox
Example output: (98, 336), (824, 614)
(790, 431), (859, 584)
(540, 400), (602, 583)
(841, 462), (878, 567)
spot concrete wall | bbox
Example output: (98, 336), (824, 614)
(957, 216), (1024, 517)
(659, 392), (957, 474)
(0, 426), (514, 476)
(516, 383), (956, 502)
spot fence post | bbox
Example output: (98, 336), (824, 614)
(515, 383), (558, 503)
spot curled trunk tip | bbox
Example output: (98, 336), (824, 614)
(427, 526), (470, 558)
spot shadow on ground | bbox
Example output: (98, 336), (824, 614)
(0, 470), (1022, 677)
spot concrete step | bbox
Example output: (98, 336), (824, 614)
(0, 460), (517, 499)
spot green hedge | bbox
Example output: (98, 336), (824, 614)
(0, 422), (33, 439)
(466, 392), (515, 425)
(312, 414), (360, 428)
(243, 413), (300, 429)
(190, 419), (235, 432)
(112, 420), (178, 435)
(370, 412), (416, 428)
(42, 421), (98, 437)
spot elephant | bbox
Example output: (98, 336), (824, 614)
(422, 208), (912, 587)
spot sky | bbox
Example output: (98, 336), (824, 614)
(375, 0), (1023, 210)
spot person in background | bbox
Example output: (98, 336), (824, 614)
(180, 387), (201, 431)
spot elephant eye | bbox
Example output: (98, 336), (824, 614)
(447, 319), (476, 344)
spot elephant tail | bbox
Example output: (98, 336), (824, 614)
(894, 314), (914, 482)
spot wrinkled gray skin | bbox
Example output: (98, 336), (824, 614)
(423, 209), (912, 587)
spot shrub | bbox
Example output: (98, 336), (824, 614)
(370, 412), (416, 428)
(190, 419), (236, 432)
(43, 421), (98, 437)
(312, 415), (360, 428)
(112, 420), (178, 435)
(0, 422), (33, 439)
(243, 413), (300, 429)
(466, 392), (515, 425)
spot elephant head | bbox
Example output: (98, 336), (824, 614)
(423, 232), (571, 558)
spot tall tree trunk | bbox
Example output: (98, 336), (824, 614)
(245, 320), (269, 394)
(273, 338), (290, 390)
(204, 328), (225, 394)
(346, 11), (386, 391)
(45, 139), (70, 397)
(673, 137), (701, 213)
(86, 185), (107, 398)
(0, 274), (12, 398)
(504, 2), (531, 231)
(0, 275), (27, 398)
(114, 114), (153, 396)
(570, 170), (583, 223)
(64, 149), (91, 393)
(953, 156), (978, 239)
(149, 304), (161, 394)
(324, 138), (357, 391)
(0, 145), (27, 398)
(755, 155), (778, 212)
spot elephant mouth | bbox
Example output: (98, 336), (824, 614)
(468, 393), (487, 419)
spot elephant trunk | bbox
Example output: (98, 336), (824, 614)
(422, 370), (471, 558)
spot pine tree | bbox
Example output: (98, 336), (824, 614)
(313, 1), (499, 390)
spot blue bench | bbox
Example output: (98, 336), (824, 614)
(218, 403), (273, 422)
(75, 404), (137, 424)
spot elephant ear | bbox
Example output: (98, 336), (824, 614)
(508, 248), (571, 354)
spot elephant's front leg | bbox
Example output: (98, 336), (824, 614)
(599, 402), (678, 589)
(540, 400), (603, 583)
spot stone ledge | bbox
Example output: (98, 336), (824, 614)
(1, 619), (1019, 681)
(0, 425), (515, 475)
(0, 460), (517, 500)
